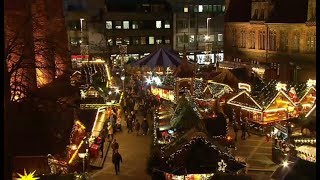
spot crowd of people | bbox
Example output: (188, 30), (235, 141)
(97, 75), (161, 175)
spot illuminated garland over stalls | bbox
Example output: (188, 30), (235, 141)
(160, 137), (241, 167)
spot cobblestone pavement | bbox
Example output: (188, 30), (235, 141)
(228, 128), (279, 180)
(90, 112), (152, 180)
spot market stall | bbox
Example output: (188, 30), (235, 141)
(296, 79), (316, 114)
(227, 81), (298, 125)
(158, 136), (246, 180)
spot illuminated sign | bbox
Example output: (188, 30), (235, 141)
(238, 83), (251, 92)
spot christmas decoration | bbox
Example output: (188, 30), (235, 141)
(218, 159), (227, 172)
(16, 169), (39, 180)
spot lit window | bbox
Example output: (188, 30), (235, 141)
(184, 6), (188, 12)
(149, 36), (155, 44)
(156, 37), (162, 44)
(189, 35), (195, 43)
(218, 34), (223, 41)
(164, 21), (170, 28)
(123, 37), (130, 45)
(141, 37), (146, 45)
(222, 5), (225, 12)
(123, 21), (129, 29)
(199, 5), (203, 12)
(132, 21), (139, 29)
(115, 21), (122, 29)
(106, 21), (112, 29)
(165, 38), (170, 44)
(156, 21), (162, 28)
(116, 38), (122, 45)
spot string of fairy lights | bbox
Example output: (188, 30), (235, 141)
(160, 137), (241, 166)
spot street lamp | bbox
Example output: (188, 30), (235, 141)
(120, 76), (125, 92)
(78, 152), (87, 173)
(206, 17), (212, 38)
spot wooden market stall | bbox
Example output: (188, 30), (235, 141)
(227, 81), (298, 125)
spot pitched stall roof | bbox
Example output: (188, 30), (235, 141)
(205, 82), (233, 98)
(130, 48), (182, 69)
(159, 137), (246, 175)
(228, 80), (296, 110)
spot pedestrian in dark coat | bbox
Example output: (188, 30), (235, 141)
(135, 121), (141, 136)
(127, 119), (133, 133)
(232, 122), (239, 141)
(99, 136), (105, 158)
(244, 119), (251, 138)
(112, 150), (123, 175)
(241, 122), (246, 140)
(111, 139), (119, 154)
(141, 118), (149, 135)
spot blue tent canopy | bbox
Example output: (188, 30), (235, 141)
(129, 48), (182, 69)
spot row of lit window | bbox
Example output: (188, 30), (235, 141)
(70, 36), (171, 46)
(183, 5), (225, 13)
(176, 34), (223, 44)
(105, 20), (170, 30)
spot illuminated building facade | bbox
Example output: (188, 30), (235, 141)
(224, 0), (316, 82)
(5, 0), (71, 101)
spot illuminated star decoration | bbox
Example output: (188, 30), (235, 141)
(17, 169), (39, 180)
(218, 159), (227, 172)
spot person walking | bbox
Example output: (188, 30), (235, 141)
(107, 122), (114, 141)
(241, 122), (246, 140)
(135, 120), (141, 136)
(232, 121), (239, 141)
(99, 136), (105, 158)
(112, 150), (123, 175)
(111, 139), (119, 154)
(141, 118), (149, 135)
(244, 119), (251, 138)
(127, 119), (133, 133)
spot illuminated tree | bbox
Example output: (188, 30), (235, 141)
(5, 0), (71, 102)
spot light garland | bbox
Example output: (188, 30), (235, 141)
(161, 137), (240, 165)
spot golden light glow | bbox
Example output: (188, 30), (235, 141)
(227, 91), (262, 110)
(68, 140), (84, 164)
(305, 104), (316, 118)
(238, 83), (251, 92)
(76, 121), (86, 130)
(264, 108), (286, 113)
(17, 169), (39, 180)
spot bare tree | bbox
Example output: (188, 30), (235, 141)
(5, 5), (71, 102)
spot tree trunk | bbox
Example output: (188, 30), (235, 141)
(4, 60), (12, 180)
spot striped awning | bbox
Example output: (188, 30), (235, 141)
(130, 48), (181, 68)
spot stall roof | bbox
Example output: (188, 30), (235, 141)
(159, 136), (246, 175)
(204, 81), (233, 98)
(228, 80), (296, 110)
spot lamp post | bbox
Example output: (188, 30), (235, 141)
(78, 152), (87, 173)
(120, 75), (125, 92)
(207, 18), (211, 35)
